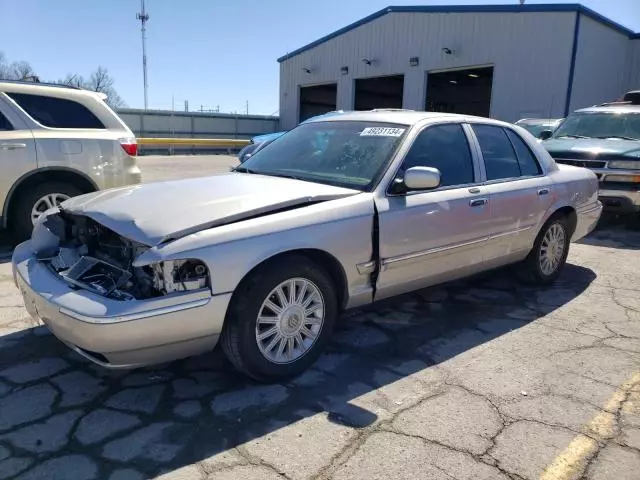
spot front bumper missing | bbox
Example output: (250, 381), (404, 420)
(13, 241), (231, 368)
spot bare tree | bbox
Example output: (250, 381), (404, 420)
(1, 52), (126, 109)
(0, 53), (37, 80)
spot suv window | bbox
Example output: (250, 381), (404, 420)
(7, 93), (105, 129)
(505, 129), (542, 176)
(0, 111), (13, 131)
(398, 123), (474, 188)
(472, 124), (520, 180)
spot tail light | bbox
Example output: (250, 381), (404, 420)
(119, 138), (138, 156)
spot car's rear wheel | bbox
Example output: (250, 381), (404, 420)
(12, 182), (82, 241)
(516, 214), (571, 285)
(221, 256), (338, 382)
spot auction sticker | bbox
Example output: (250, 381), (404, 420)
(360, 127), (405, 137)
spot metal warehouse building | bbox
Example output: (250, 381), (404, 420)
(278, 3), (640, 130)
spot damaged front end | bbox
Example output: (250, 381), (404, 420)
(35, 211), (210, 301)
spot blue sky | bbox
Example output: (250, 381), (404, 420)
(0, 0), (638, 115)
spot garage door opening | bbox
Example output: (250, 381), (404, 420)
(354, 75), (404, 111)
(426, 67), (493, 117)
(299, 84), (337, 123)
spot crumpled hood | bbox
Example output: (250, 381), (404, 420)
(60, 173), (360, 245)
(543, 138), (640, 159)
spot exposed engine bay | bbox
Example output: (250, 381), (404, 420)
(38, 213), (209, 301)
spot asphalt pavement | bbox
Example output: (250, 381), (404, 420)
(0, 155), (639, 479)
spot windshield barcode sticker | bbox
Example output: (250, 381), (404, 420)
(360, 127), (405, 137)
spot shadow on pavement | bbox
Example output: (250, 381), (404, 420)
(578, 213), (640, 250)
(0, 261), (597, 478)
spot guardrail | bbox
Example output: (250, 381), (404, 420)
(137, 137), (251, 147)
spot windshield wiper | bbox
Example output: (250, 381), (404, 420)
(555, 134), (591, 139)
(233, 165), (259, 173)
(593, 135), (639, 141)
(266, 172), (306, 181)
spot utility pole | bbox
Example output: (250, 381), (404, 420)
(136, 0), (150, 110)
(246, 100), (249, 115)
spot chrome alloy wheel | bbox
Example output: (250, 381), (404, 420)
(255, 278), (325, 364)
(30, 193), (70, 225)
(539, 223), (566, 276)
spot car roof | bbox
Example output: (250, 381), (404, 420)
(575, 105), (640, 114)
(303, 109), (512, 127)
(516, 118), (562, 124)
(0, 80), (105, 101)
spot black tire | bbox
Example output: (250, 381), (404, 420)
(12, 182), (83, 241)
(221, 255), (338, 382)
(515, 214), (571, 285)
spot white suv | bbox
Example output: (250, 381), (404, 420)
(0, 81), (142, 239)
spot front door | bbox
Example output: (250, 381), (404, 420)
(375, 123), (491, 300)
(0, 99), (37, 221)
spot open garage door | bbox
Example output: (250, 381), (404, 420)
(426, 67), (493, 117)
(299, 84), (337, 123)
(355, 75), (404, 111)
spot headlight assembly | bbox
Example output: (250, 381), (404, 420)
(151, 259), (210, 294)
(608, 160), (640, 170)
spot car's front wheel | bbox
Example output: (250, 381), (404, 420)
(516, 214), (571, 285)
(221, 256), (338, 382)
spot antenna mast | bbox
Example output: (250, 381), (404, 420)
(136, 0), (150, 109)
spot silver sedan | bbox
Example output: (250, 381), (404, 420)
(13, 110), (602, 382)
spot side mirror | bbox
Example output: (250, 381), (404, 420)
(538, 130), (553, 141)
(404, 166), (441, 190)
(240, 153), (252, 163)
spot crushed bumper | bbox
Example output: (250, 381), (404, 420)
(12, 241), (231, 368)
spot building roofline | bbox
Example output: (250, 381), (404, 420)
(277, 3), (638, 63)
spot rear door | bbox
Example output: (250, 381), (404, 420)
(469, 124), (553, 263)
(0, 97), (37, 222)
(375, 122), (492, 300)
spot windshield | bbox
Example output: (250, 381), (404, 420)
(237, 121), (407, 190)
(553, 112), (640, 140)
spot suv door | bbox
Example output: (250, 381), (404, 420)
(0, 99), (37, 225)
(375, 122), (491, 300)
(470, 124), (553, 264)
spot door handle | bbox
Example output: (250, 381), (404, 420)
(468, 187), (481, 194)
(537, 188), (550, 196)
(469, 198), (488, 207)
(0, 143), (27, 150)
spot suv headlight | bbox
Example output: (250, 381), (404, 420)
(151, 259), (210, 294)
(609, 160), (640, 170)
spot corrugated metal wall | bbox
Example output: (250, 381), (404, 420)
(116, 109), (280, 155)
(279, 11), (577, 129)
(624, 39), (640, 92)
(117, 109), (280, 139)
(570, 16), (630, 111)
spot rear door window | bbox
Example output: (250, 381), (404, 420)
(472, 124), (521, 180)
(505, 129), (542, 176)
(7, 93), (105, 129)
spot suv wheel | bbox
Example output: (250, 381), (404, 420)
(13, 182), (83, 241)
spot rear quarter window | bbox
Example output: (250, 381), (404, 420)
(7, 93), (105, 129)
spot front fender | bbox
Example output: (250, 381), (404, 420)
(133, 195), (376, 302)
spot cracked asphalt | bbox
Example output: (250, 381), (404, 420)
(0, 156), (639, 480)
